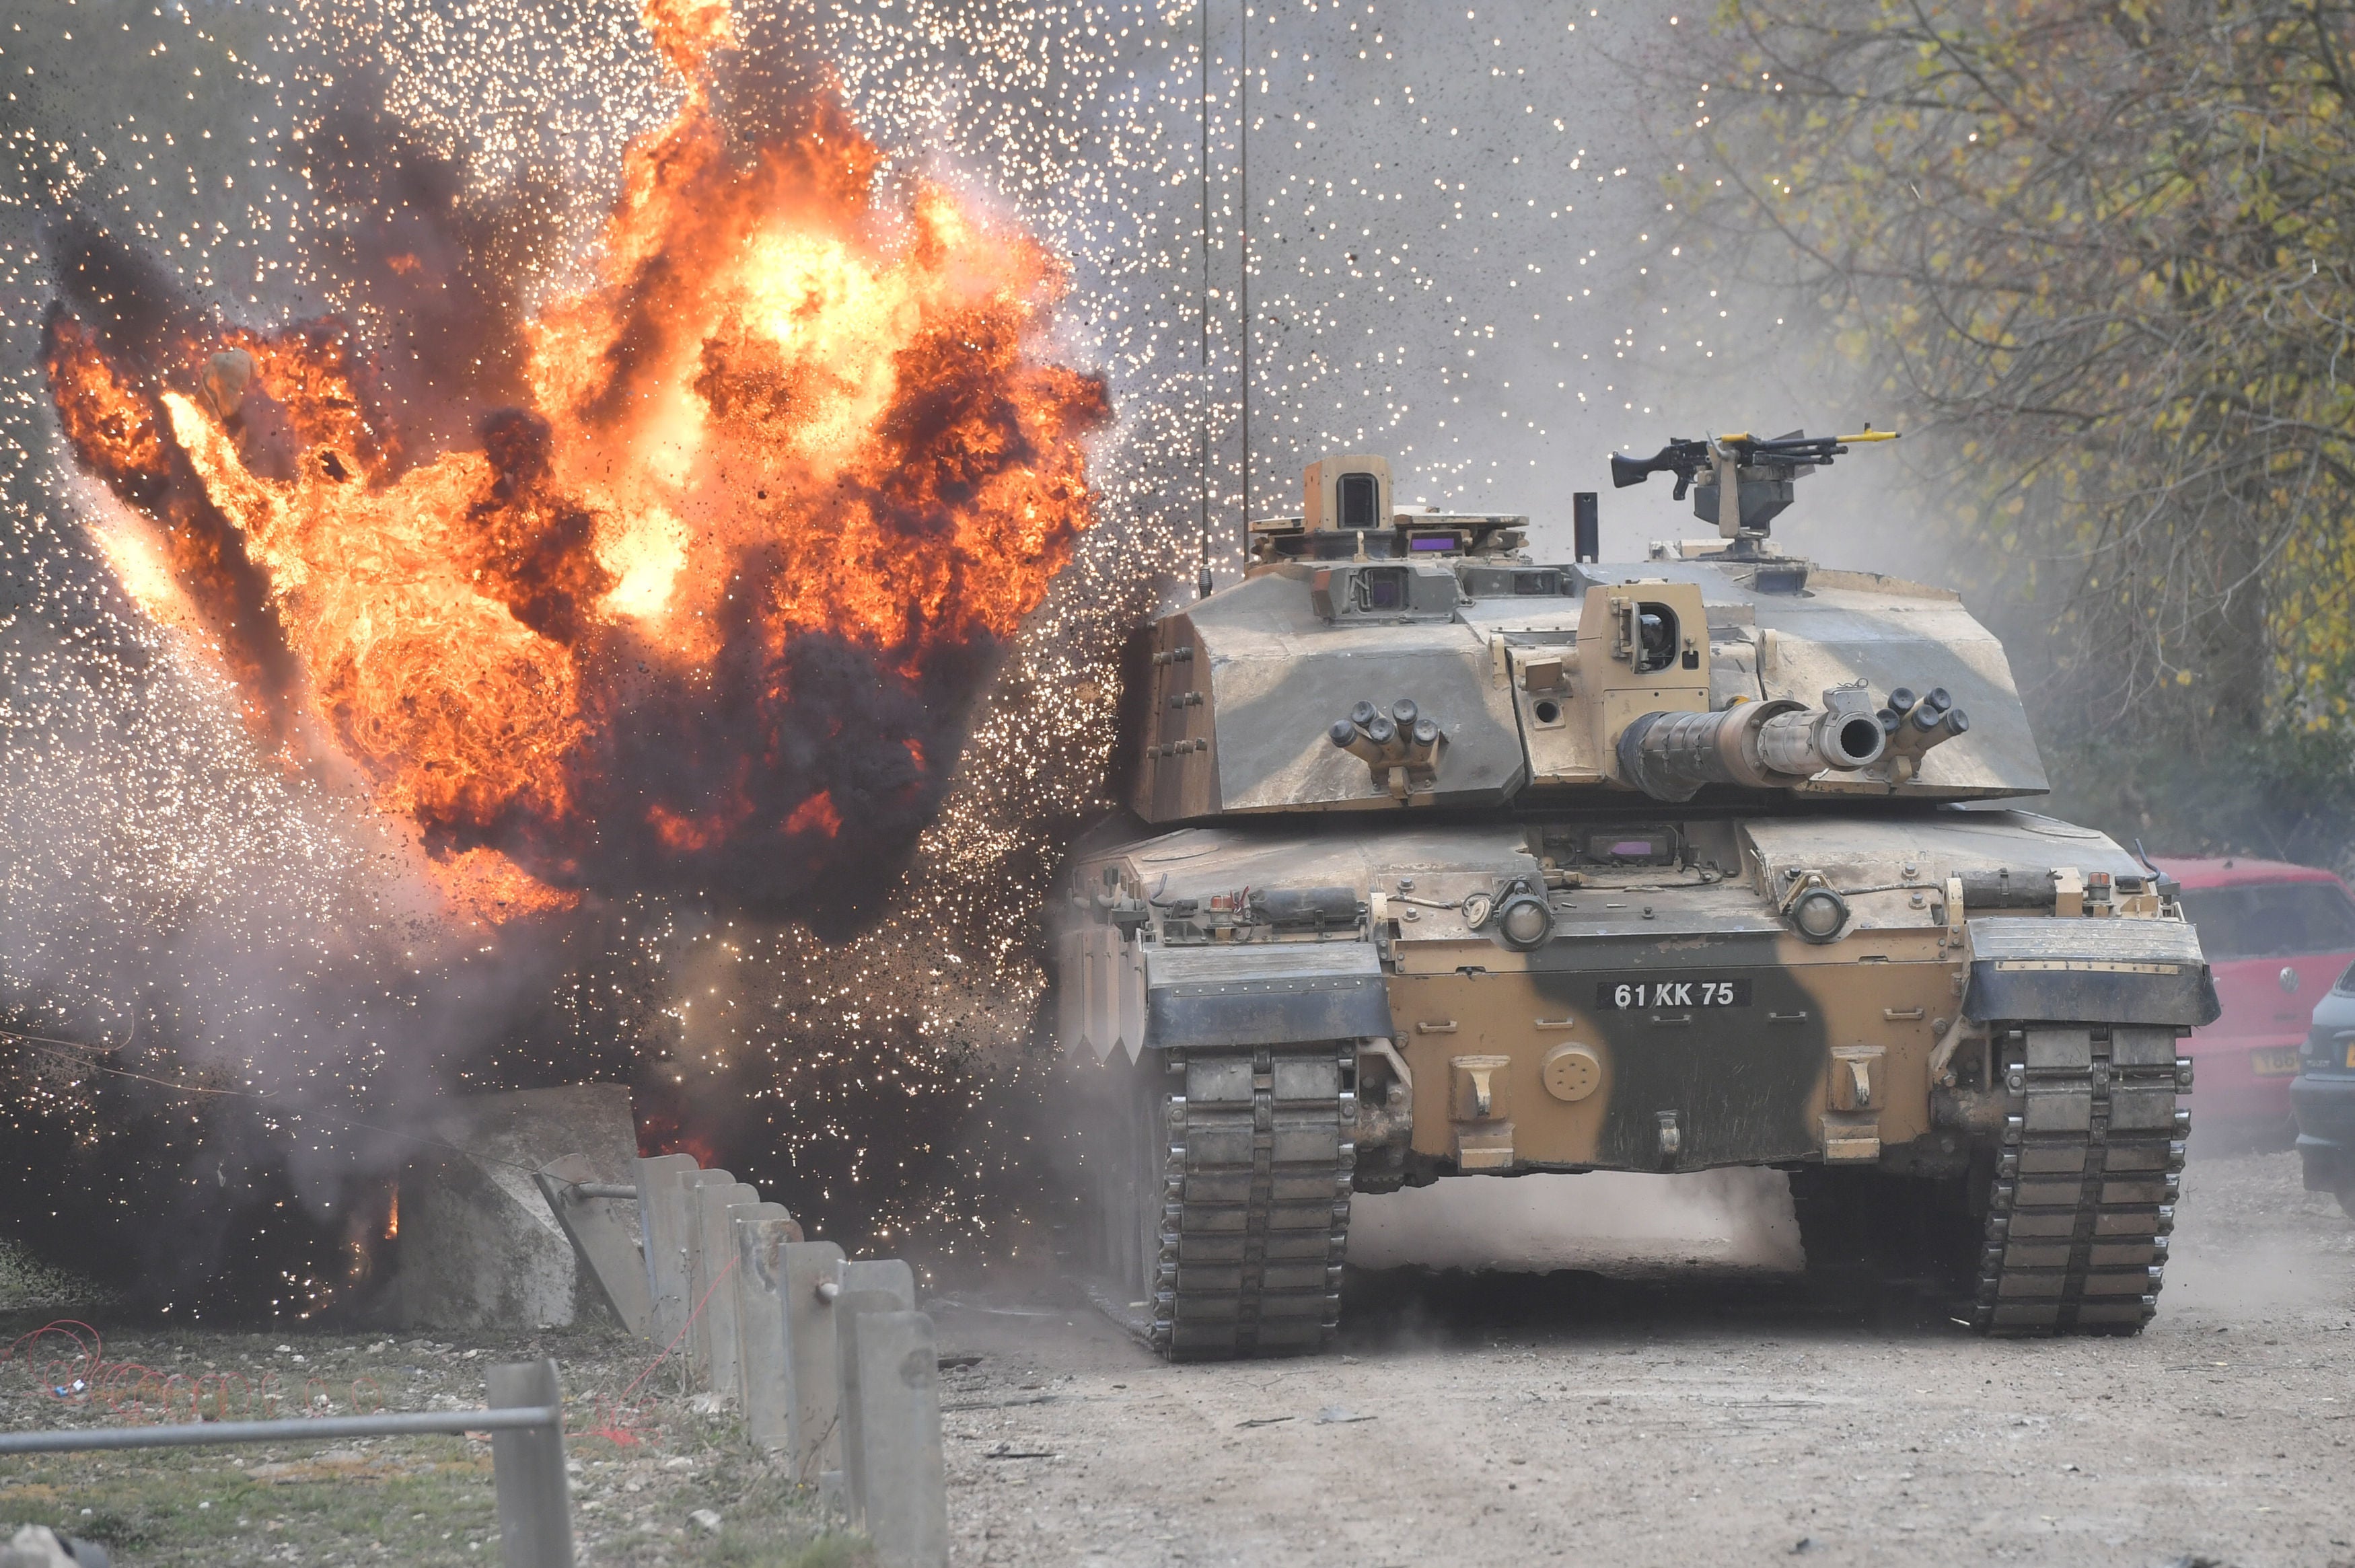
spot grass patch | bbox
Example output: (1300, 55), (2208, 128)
(0, 1319), (861, 1565)
(710, 1529), (873, 1568)
(0, 1435), (500, 1565)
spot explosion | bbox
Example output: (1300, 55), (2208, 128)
(42, 0), (1109, 924)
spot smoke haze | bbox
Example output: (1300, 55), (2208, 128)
(0, 0), (1912, 1305)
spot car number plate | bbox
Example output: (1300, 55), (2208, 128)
(1596, 978), (1753, 1010)
(2251, 1046), (2301, 1077)
(2344, 1040), (2355, 1071)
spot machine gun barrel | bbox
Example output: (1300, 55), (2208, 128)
(1608, 428), (1898, 499)
(1616, 698), (1888, 803)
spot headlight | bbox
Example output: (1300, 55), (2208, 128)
(1497, 893), (1554, 950)
(1791, 887), (1848, 943)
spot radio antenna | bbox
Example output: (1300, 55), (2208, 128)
(1195, 0), (1212, 599)
(1237, 0), (1252, 567)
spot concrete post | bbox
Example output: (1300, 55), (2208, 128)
(694, 1181), (760, 1401)
(487, 1359), (574, 1568)
(733, 1202), (801, 1452)
(681, 1168), (738, 1385)
(846, 1311), (948, 1568)
(832, 1262), (919, 1528)
(833, 1292), (895, 1526)
(634, 1155), (699, 1351)
(536, 1156), (653, 1337)
(780, 1240), (846, 1484)
(842, 1257), (916, 1305)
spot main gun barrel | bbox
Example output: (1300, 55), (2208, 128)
(1616, 698), (1887, 803)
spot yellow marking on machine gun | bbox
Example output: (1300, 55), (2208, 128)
(1714, 428), (1901, 445)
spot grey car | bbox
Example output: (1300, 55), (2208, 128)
(2291, 961), (2355, 1214)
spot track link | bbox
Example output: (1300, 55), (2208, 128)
(1973, 1023), (2192, 1334)
(1149, 1045), (1355, 1360)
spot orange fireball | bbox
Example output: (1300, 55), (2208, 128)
(44, 0), (1108, 922)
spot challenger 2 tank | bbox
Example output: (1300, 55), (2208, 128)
(1053, 433), (2218, 1360)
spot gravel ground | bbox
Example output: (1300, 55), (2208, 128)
(5, 1149), (2346, 1567)
(931, 1150), (2355, 1568)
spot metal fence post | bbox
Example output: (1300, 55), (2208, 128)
(847, 1310), (949, 1568)
(488, 1359), (573, 1568)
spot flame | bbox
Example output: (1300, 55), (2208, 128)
(43, 0), (1108, 920)
(635, 1113), (721, 1168)
(784, 791), (842, 839)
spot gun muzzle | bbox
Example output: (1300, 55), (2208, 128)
(1617, 698), (1887, 802)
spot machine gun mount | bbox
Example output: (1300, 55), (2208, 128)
(1609, 428), (1899, 555)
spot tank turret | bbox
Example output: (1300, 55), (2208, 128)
(1132, 434), (2029, 824)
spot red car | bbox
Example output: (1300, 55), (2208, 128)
(2157, 856), (2355, 1141)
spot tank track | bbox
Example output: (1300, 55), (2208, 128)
(1147, 1045), (1356, 1360)
(1971, 1022), (2192, 1334)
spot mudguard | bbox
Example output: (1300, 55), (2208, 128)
(1142, 940), (1393, 1049)
(1961, 916), (2220, 1027)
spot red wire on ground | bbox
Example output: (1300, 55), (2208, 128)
(580, 1254), (738, 1448)
(5, 1320), (379, 1425)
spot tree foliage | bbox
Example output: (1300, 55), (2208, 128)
(1690, 0), (2355, 829)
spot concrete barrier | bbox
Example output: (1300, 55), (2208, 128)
(694, 1180), (761, 1401)
(634, 1154), (699, 1347)
(534, 1156), (654, 1337)
(781, 1240), (847, 1483)
(842, 1258), (916, 1306)
(383, 1086), (641, 1331)
(844, 1311), (947, 1568)
(682, 1168), (739, 1382)
(832, 1277), (914, 1530)
(733, 1203), (801, 1453)
(632, 1155), (943, 1567)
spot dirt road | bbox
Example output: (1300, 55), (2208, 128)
(935, 1150), (2355, 1568)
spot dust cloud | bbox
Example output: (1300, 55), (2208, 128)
(1346, 1168), (1805, 1275)
(2161, 1154), (2355, 1318)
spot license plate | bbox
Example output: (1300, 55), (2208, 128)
(1596, 978), (1753, 1010)
(2251, 1046), (2301, 1077)
(2344, 1040), (2355, 1070)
